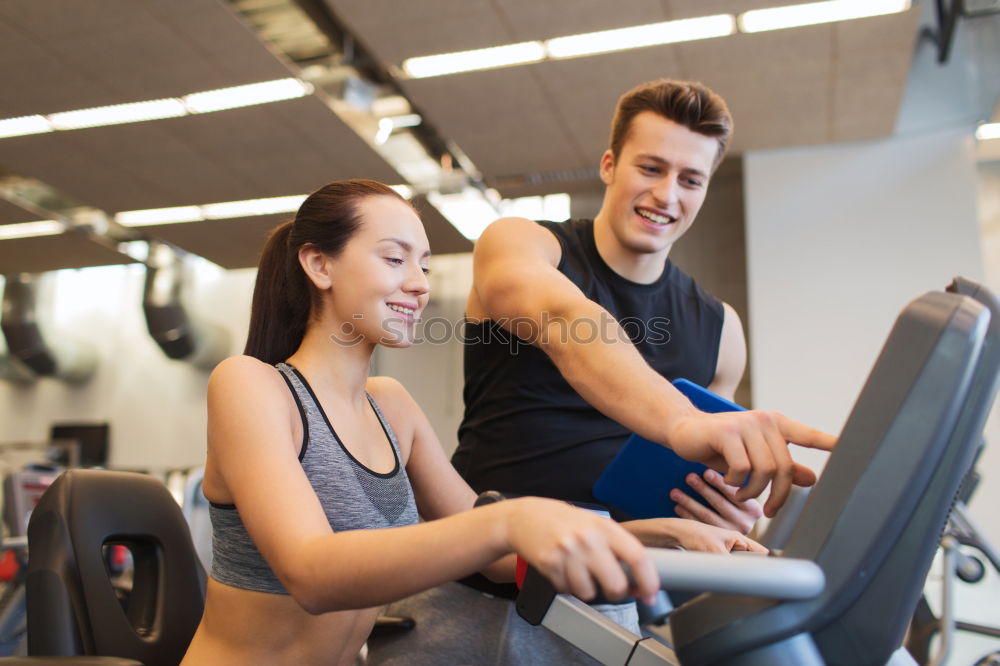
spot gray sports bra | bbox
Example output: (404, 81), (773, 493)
(209, 362), (419, 594)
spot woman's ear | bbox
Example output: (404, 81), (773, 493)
(298, 245), (333, 291)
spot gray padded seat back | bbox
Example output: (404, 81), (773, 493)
(671, 285), (999, 666)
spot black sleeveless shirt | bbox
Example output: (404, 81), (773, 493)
(452, 218), (725, 505)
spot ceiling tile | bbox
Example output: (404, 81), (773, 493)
(676, 28), (833, 152)
(0, 127), (251, 213)
(404, 66), (586, 180)
(327, 0), (512, 65)
(830, 8), (922, 142)
(0, 0), (143, 41)
(0, 233), (136, 274)
(534, 45), (685, 165)
(148, 97), (401, 202)
(142, 215), (286, 269)
(495, 0), (666, 42)
(0, 199), (39, 225)
(0, 0), (293, 119)
(0, 16), (115, 117)
(0, 130), (187, 214)
(260, 96), (403, 185)
(145, 0), (295, 86)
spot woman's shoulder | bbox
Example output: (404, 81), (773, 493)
(207, 357), (300, 454)
(366, 376), (422, 426)
(209, 355), (287, 398)
(365, 375), (410, 408)
(212, 354), (275, 379)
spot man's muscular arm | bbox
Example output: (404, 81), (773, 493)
(472, 218), (835, 517)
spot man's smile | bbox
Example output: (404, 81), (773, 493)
(635, 207), (676, 226)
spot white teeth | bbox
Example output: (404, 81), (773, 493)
(637, 209), (672, 225)
(388, 304), (415, 315)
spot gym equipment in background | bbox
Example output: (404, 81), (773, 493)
(142, 242), (229, 371)
(907, 462), (1000, 665)
(0, 275), (96, 384)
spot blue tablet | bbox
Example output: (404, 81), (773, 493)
(592, 379), (745, 520)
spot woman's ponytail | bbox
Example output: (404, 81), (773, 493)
(243, 221), (309, 364)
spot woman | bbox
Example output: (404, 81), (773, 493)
(180, 180), (657, 665)
(181, 180), (760, 665)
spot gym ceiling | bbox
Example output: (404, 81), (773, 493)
(0, 0), (921, 273)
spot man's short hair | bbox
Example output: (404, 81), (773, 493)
(609, 79), (733, 169)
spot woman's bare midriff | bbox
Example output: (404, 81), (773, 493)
(182, 578), (381, 666)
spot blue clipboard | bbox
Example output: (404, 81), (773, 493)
(592, 379), (745, 520)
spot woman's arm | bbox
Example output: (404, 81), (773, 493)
(209, 359), (658, 615)
(365, 376), (518, 582)
(370, 376), (765, 576)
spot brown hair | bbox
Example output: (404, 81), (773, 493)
(609, 79), (733, 169)
(244, 179), (407, 364)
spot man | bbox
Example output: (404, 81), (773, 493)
(368, 79), (834, 666)
(452, 78), (834, 530)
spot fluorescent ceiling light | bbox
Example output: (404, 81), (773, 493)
(0, 115), (53, 139)
(400, 3), (910, 77)
(498, 193), (572, 221)
(374, 114), (423, 144)
(976, 123), (1000, 140)
(426, 188), (500, 240)
(375, 118), (394, 145)
(202, 194), (306, 219)
(0, 220), (64, 240)
(547, 15), (735, 58)
(117, 240), (150, 262)
(389, 184), (414, 199)
(114, 189), (418, 230)
(115, 206), (204, 227)
(0, 78), (314, 140)
(738, 0), (911, 33)
(49, 99), (187, 130)
(403, 42), (546, 79)
(387, 113), (422, 128)
(183, 78), (311, 113)
(542, 193), (571, 221)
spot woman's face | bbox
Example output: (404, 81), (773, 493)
(323, 195), (431, 349)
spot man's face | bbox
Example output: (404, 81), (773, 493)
(599, 111), (718, 257)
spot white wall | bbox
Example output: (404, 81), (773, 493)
(743, 128), (992, 536)
(974, 158), (1000, 543)
(0, 263), (255, 474)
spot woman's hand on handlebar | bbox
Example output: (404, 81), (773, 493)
(502, 497), (659, 605)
